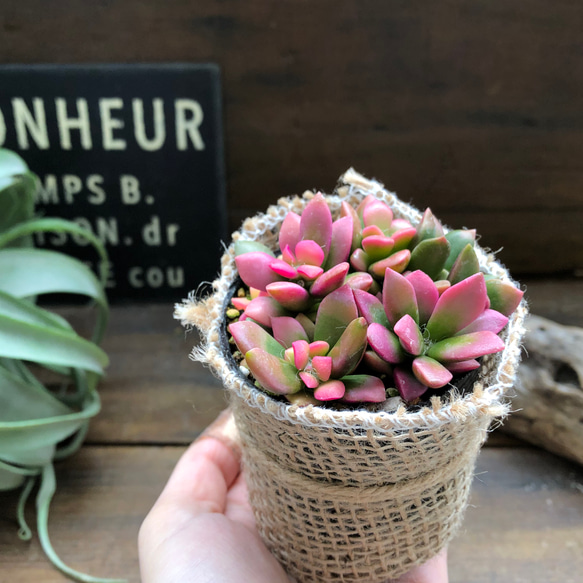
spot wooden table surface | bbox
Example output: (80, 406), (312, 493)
(1, 279), (583, 583)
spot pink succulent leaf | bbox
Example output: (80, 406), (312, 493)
(266, 281), (311, 311)
(382, 268), (419, 326)
(426, 272), (488, 341)
(325, 215), (354, 269)
(283, 346), (294, 364)
(361, 235), (395, 261)
(244, 296), (289, 328)
(367, 322), (404, 364)
(234, 240), (276, 257)
(235, 252), (283, 291)
(271, 316), (310, 348)
(309, 340), (330, 356)
(340, 201), (361, 250)
(444, 229), (476, 271)
(238, 313), (248, 322)
(246, 348), (302, 395)
(279, 212), (301, 255)
(299, 371), (320, 389)
(356, 195), (377, 223)
(270, 259), (298, 279)
(344, 272), (374, 292)
(391, 227), (417, 252)
(314, 380), (346, 401)
(457, 309), (509, 335)
(362, 199), (394, 233)
(427, 330), (505, 362)
(312, 355), (332, 382)
(447, 244), (480, 285)
(249, 287), (266, 299)
(394, 367), (429, 402)
(314, 284), (358, 347)
(361, 225), (385, 238)
(328, 317), (368, 377)
(292, 339), (310, 370)
(412, 356), (453, 389)
(485, 279), (524, 316)
(295, 239), (325, 266)
(405, 270), (439, 325)
(296, 264), (324, 280)
(228, 320), (285, 358)
(282, 244), (296, 265)
(296, 313), (315, 341)
(413, 208), (445, 244)
(299, 193), (332, 258)
(350, 248), (370, 271)
(368, 249), (411, 278)
(389, 218), (414, 234)
(445, 359), (481, 374)
(408, 236), (451, 280)
(231, 297), (251, 311)
(362, 350), (393, 375)
(435, 280), (451, 295)
(341, 375), (386, 403)
(310, 262), (350, 297)
(354, 289), (390, 327)
(394, 314), (424, 356)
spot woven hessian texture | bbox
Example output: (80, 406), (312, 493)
(176, 169), (528, 582)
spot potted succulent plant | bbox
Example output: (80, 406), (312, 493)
(176, 168), (527, 582)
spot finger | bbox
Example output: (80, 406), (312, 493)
(155, 409), (242, 515)
(392, 548), (448, 583)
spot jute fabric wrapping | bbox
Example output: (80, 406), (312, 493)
(176, 169), (528, 582)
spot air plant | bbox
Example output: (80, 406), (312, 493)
(0, 149), (122, 583)
(229, 191), (524, 406)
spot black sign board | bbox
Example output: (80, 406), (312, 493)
(0, 64), (226, 302)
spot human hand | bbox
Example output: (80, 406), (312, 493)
(138, 409), (448, 583)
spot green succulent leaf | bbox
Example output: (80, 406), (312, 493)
(328, 317), (368, 377)
(447, 244), (480, 285)
(444, 229), (476, 271)
(314, 285), (358, 347)
(229, 320), (285, 358)
(408, 236), (451, 280)
(245, 348), (302, 394)
(234, 240), (276, 257)
(486, 279), (524, 317)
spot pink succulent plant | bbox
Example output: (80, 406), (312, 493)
(228, 192), (524, 406)
(355, 269), (522, 401)
(229, 285), (386, 404)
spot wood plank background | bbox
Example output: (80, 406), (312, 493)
(2, 0), (583, 275)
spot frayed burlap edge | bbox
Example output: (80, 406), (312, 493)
(175, 169), (528, 582)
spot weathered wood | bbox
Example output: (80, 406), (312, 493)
(502, 315), (583, 465)
(2, 1), (583, 275)
(1, 446), (581, 582)
(449, 447), (583, 583)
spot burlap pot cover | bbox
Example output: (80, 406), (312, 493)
(176, 169), (528, 582)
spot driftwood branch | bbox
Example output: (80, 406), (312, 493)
(502, 314), (583, 465)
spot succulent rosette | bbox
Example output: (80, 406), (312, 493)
(229, 285), (386, 404)
(228, 189), (524, 406)
(234, 193), (371, 318)
(355, 268), (523, 402)
(341, 195), (417, 279)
